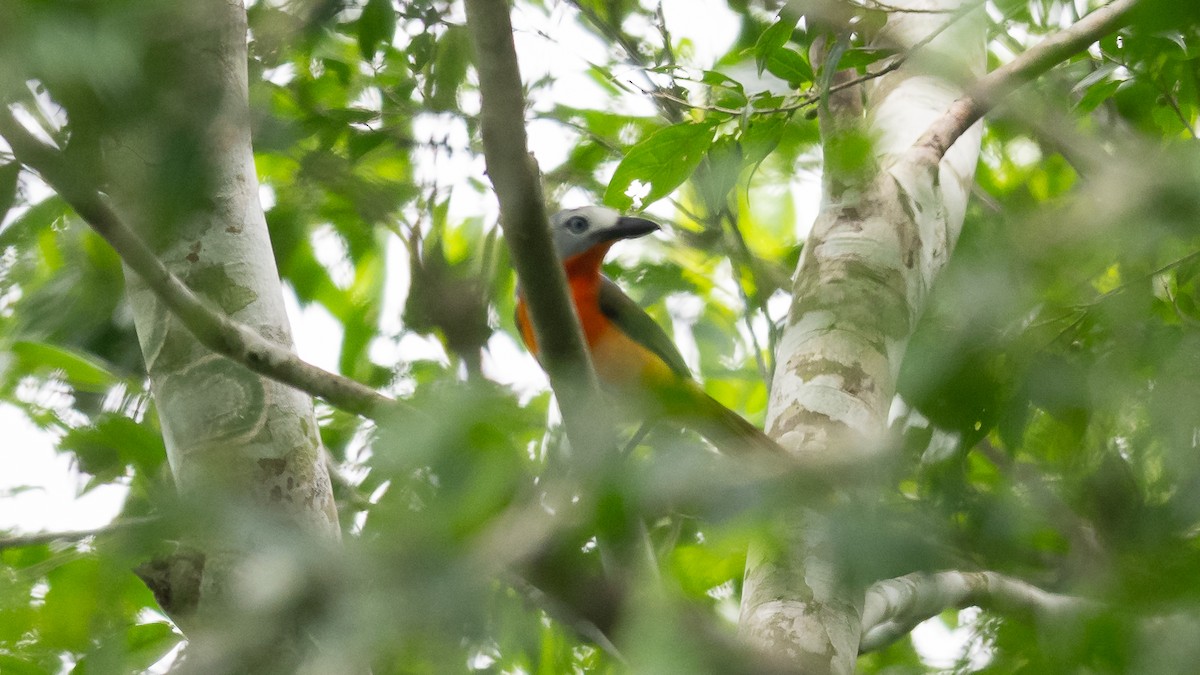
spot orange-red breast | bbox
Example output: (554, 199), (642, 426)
(515, 206), (783, 457)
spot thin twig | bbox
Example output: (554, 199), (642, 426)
(1158, 84), (1197, 139)
(1111, 53), (1199, 139)
(506, 573), (628, 662)
(565, 0), (685, 123)
(0, 107), (400, 420)
(641, 0), (985, 119)
(0, 516), (159, 552)
(975, 438), (1104, 563)
(463, 0), (613, 461)
(1041, 248), (1200, 346)
(721, 210), (777, 385)
(859, 0), (955, 13)
(1162, 279), (1200, 327)
(620, 421), (655, 456)
(913, 0), (1142, 163)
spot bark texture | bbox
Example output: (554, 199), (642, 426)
(101, 0), (339, 601)
(739, 1), (985, 670)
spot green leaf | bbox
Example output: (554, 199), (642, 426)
(9, 341), (118, 393)
(695, 136), (742, 207)
(0, 655), (51, 675)
(0, 162), (19, 220)
(60, 414), (167, 478)
(697, 69), (744, 93)
(429, 25), (472, 112)
(603, 122), (717, 211)
(0, 196), (67, 249)
(358, 0), (396, 61)
(408, 32), (436, 71)
(763, 47), (812, 88)
(124, 622), (181, 672)
(741, 114), (787, 166)
(670, 540), (746, 599)
(697, 70), (747, 109)
(40, 558), (103, 651)
(836, 47), (893, 71)
(1072, 61), (1120, 93)
(1075, 78), (1122, 115)
(754, 14), (799, 76)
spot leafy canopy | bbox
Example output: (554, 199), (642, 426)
(1, 0), (1200, 672)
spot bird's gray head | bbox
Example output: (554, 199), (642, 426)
(549, 206), (659, 260)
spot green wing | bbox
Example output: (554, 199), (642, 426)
(598, 276), (691, 378)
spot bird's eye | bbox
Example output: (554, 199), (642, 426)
(564, 216), (589, 234)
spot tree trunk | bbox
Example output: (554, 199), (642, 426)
(739, 1), (985, 670)
(102, 0), (338, 629)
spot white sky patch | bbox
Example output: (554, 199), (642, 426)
(411, 113), (472, 186)
(12, 104), (59, 146)
(767, 289), (791, 325)
(624, 179), (650, 210)
(349, 85), (383, 127)
(0, 261), (22, 318)
(791, 167), (822, 240)
(0, 161), (54, 232)
(309, 224), (356, 289)
(481, 332), (546, 402)
(258, 183), (277, 211)
(1007, 137), (1043, 167)
(666, 292), (703, 374)
(384, 333), (450, 394)
(262, 61), (296, 86)
(377, 233), (410, 339)
(911, 607), (994, 670)
(512, 3), (615, 112)
(283, 284), (343, 374)
(660, 0), (741, 68)
(0, 403), (127, 533)
(524, 118), (576, 171)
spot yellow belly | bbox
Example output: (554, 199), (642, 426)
(591, 326), (684, 401)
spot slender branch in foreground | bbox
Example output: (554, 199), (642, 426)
(975, 438), (1105, 562)
(859, 0), (956, 13)
(0, 517), (159, 552)
(913, 0), (1141, 162)
(0, 108), (397, 420)
(463, 0), (613, 461)
(507, 574), (627, 662)
(644, 0), (983, 118)
(565, 0), (685, 124)
(859, 570), (1102, 653)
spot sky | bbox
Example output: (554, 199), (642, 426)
(0, 0), (982, 668)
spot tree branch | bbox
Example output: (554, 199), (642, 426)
(565, 0), (685, 123)
(912, 0), (1141, 163)
(975, 438), (1106, 564)
(0, 107), (398, 420)
(859, 570), (1102, 653)
(463, 0), (613, 461)
(0, 517), (158, 552)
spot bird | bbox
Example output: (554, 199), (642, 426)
(515, 205), (785, 458)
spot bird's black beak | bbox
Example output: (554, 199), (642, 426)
(596, 215), (660, 243)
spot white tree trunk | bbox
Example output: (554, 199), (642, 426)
(739, 1), (985, 670)
(860, 570), (1100, 652)
(105, 0), (339, 599)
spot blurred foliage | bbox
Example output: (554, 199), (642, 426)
(0, 0), (1199, 673)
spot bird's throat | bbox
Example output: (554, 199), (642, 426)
(562, 243), (615, 348)
(562, 242), (612, 281)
